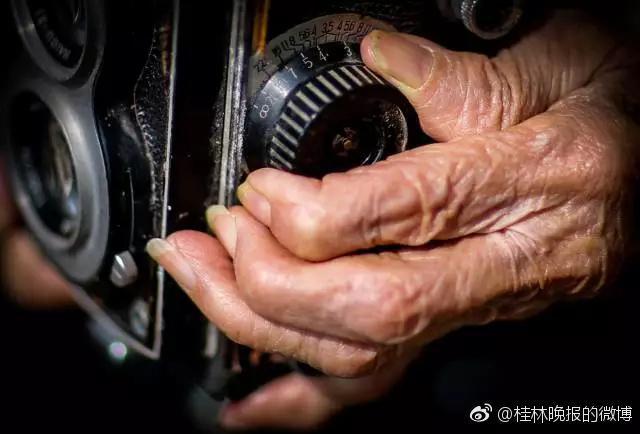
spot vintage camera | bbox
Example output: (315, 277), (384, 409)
(0, 0), (524, 398)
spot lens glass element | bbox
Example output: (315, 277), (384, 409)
(11, 94), (80, 239)
(26, 0), (87, 68)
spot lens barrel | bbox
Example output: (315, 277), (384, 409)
(10, 93), (81, 239)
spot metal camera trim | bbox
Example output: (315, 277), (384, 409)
(2, 66), (110, 284)
(459, 0), (524, 40)
(11, 0), (105, 82)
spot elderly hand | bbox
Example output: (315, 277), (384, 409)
(147, 10), (640, 430)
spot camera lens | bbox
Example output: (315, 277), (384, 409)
(11, 94), (80, 239)
(11, 0), (95, 80)
(457, 0), (523, 40)
(26, 0), (87, 67)
(474, 0), (514, 32)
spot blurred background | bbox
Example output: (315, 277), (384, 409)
(1, 275), (636, 432)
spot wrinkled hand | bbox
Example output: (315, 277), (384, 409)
(0, 166), (73, 308)
(148, 10), (640, 430)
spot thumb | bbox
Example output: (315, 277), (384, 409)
(361, 10), (616, 141)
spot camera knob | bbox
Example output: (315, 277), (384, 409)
(247, 42), (419, 178)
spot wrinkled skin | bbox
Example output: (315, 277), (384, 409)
(3, 9), (639, 432)
(146, 10), (640, 430)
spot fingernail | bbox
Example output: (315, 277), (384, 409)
(368, 30), (433, 90)
(205, 205), (237, 256)
(146, 238), (198, 291)
(237, 181), (271, 225)
(206, 204), (230, 223)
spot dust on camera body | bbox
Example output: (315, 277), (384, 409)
(0, 0), (524, 397)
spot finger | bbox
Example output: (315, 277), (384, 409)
(0, 230), (74, 309)
(361, 10), (617, 141)
(208, 206), (553, 346)
(219, 355), (412, 431)
(239, 70), (627, 263)
(219, 374), (342, 431)
(146, 231), (388, 377)
(239, 11), (619, 262)
(239, 116), (573, 261)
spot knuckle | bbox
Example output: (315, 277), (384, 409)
(500, 207), (620, 309)
(588, 136), (627, 197)
(394, 153), (470, 244)
(355, 271), (426, 345)
(553, 92), (632, 196)
(569, 231), (622, 299)
(352, 158), (451, 246)
(398, 163), (445, 245)
(237, 257), (289, 309)
(225, 312), (261, 349)
(282, 205), (328, 260)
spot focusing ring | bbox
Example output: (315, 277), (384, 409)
(11, 0), (105, 83)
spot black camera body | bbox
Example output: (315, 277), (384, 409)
(1, 0), (524, 398)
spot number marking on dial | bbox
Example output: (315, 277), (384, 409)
(286, 65), (299, 79)
(249, 14), (394, 95)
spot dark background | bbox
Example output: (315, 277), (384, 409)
(1, 274), (636, 433)
(1, 1), (638, 433)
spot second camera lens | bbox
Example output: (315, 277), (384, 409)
(10, 93), (80, 239)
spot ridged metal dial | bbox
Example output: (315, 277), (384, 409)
(247, 41), (418, 178)
(267, 63), (386, 171)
